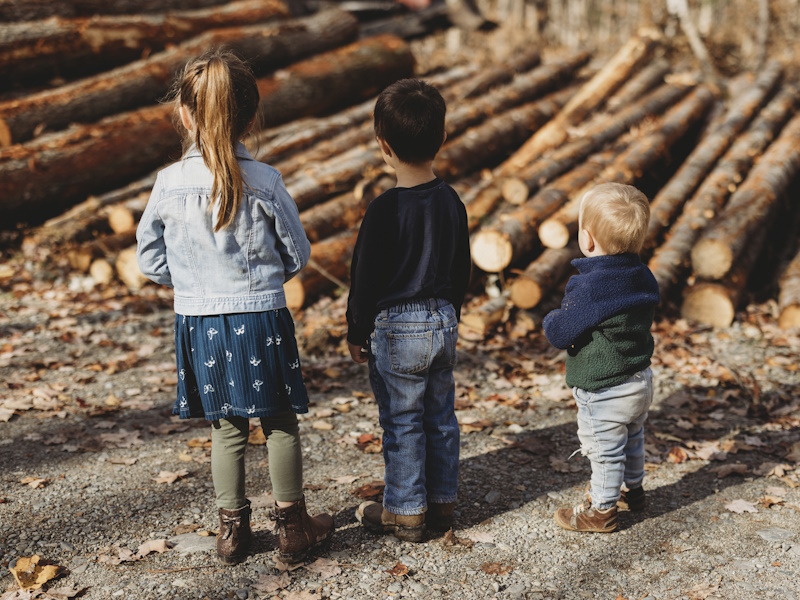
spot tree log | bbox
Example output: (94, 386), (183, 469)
(434, 86), (575, 181)
(538, 86), (715, 250)
(284, 231), (357, 310)
(501, 79), (694, 205)
(501, 30), (660, 174)
(465, 180), (503, 233)
(604, 58), (671, 113)
(509, 242), (581, 309)
(117, 245), (149, 292)
(643, 62), (783, 252)
(459, 292), (509, 340)
(778, 246), (800, 329)
(647, 85), (798, 295)
(0, 9), (359, 146)
(471, 146), (618, 273)
(456, 48), (541, 100)
(299, 174), (393, 243)
(0, 0), (289, 84)
(690, 111), (800, 280)
(0, 0), (236, 21)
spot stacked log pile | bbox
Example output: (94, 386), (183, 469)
(3, 4), (800, 334)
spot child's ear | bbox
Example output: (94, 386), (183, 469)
(377, 137), (393, 157)
(579, 228), (595, 252)
(179, 104), (194, 132)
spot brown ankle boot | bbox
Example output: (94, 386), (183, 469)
(355, 501), (425, 542)
(217, 502), (252, 565)
(426, 502), (455, 532)
(554, 498), (617, 533)
(269, 496), (334, 563)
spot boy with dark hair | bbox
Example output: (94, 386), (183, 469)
(347, 78), (471, 541)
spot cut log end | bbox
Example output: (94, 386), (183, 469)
(0, 118), (10, 148)
(691, 239), (733, 280)
(116, 247), (148, 292)
(681, 285), (734, 328)
(285, 279), (305, 311)
(778, 305), (800, 330)
(538, 219), (571, 249)
(509, 277), (542, 310)
(501, 177), (530, 205)
(471, 230), (513, 273)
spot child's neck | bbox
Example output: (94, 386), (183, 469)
(393, 161), (437, 189)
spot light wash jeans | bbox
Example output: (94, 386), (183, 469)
(367, 298), (460, 516)
(573, 367), (653, 510)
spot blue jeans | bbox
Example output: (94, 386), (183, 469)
(574, 368), (653, 510)
(367, 298), (460, 516)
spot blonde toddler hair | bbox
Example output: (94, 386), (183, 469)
(579, 182), (650, 254)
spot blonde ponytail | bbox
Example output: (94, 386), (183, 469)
(176, 51), (260, 231)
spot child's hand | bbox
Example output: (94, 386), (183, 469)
(348, 342), (369, 364)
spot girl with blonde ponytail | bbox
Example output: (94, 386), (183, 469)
(137, 51), (334, 565)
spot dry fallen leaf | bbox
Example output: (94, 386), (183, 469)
(107, 457), (137, 466)
(19, 477), (49, 489)
(667, 446), (689, 464)
(154, 469), (189, 484)
(253, 572), (291, 593)
(42, 584), (87, 599)
(273, 557), (304, 572)
(465, 531), (494, 544)
(9, 555), (64, 590)
(725, 499), (758, 514)
(329, 475), (359, 485)
(442, 529), (474, 548)
(712, 463), (749, 478)
(351, 480), (385, 500)
(136, 539), (173, 557)
(480, 561), (513, 575)
(305, 557), (341, 579)
(687, 579), (721, 599)
(386, 562), (409, 577)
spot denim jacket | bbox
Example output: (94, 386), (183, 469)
(136, 143), (310, 316)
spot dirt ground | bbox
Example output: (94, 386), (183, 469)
(1, 270), (799, 600)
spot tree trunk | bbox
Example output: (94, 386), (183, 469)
(358, 3), (451, 39)
(0, 0), (289, 84)
(501, 31), (660, 174)
(648, 84), (798, 295)
(778, 246), (800, 329)
(501, 79), (694, 205)
(284, 231), (357, 310)
(465, 181), (504, 233)
(299, 174), (393, 244)
(0, 0), (236, 21)
(690, 111), (800, 280)
(434, 86), (575, 181)
(471, 146), (618, 273)
(604, 58), (671, 113)
(459, 292), (509, 340)
(255, 35), (415, 128)
(643, 62), (782, 252)
(0, 9), (359, 146)
(456, 48), (541, 100)
(509, 242), (580, 309)
(445, 51), (591, 137)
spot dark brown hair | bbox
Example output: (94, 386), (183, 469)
(176, 50), (259, 231)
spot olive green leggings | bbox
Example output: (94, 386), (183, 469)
(210, 411), (303, 510)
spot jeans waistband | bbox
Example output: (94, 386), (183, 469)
(379, 298), (451, 316)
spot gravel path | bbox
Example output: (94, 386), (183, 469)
(1, 278), (799, 600)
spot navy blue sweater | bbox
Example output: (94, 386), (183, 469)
(543, 253), (660, 390)
(346, 178), (471, 346)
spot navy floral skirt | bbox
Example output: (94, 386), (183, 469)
(173, 308), (309, 420)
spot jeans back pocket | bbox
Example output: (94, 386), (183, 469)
(388, 330), (433, 374)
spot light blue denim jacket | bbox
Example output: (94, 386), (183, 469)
(136, 143), (310, 316)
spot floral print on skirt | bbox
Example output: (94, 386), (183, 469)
(173, 308), (309, 420)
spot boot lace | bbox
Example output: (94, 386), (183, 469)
(220, 514), (241, 540)
(573, 498), (592, 515)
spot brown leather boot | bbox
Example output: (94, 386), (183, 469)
(426, 502), (455, 532)
(269, 496), (334, 563)
(554, 498), (617, 533)
(355, 501), (425, 542)
(217, 502), (252, 565)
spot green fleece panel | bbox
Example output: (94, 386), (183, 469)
(565, 306), (655, 392)
(211, 412), (303, 510)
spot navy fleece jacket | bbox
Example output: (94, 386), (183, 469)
(543, 253), (660, 391)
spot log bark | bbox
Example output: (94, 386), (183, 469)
(509, 241), (581, 309)
(358, 3), (451, 39)
(502, 30), (660, 174)
(643, 62), (783, 252)
(284, 231), (357, 310)
(778, 246), (800, 329)
(471, 146), (618, 273)
(456, 48), (541, 100)
(465, 180), (504, 233)
(256, 35), (415, 128)
(501, 79), (695, 205)
(0, 0), (235, 21)
(0, 0), (289, 83)
(0, 9), (359, 146)
(459, 292), (509, 340)
(647, 85), (799, 295)
(299, 174), (393, 244)
(604, 58), (671, 113)
(690, 111), (800, 280)
(445, 51), (591, 137)
(538, 86), (714, 250)
(434, 86), (575, 181)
